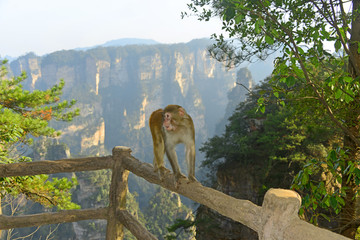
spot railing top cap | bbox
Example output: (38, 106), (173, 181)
(112, 146), (132, 153)
(263, 188), (301, 212)
(266, 188), (301, 200)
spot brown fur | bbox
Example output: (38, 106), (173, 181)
(149, 105), (196, 185)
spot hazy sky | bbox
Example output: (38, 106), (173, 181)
(0, 0), (223, 57)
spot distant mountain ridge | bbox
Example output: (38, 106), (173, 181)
(75, 38), (160, 52)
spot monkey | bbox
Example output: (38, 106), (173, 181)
(149, 105), (196, 185)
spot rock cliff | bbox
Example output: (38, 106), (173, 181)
(10, 39), (236, 161)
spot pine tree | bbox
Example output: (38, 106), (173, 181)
(0, 59), (80, 237)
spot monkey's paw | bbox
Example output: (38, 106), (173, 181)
(156, 166), (171, 181)
(187, 175), (198, 183)
(174, 173), (187, 188)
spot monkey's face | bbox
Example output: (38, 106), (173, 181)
(164, 112), (171, 121)
(163, 112), (173, 131)
(163, 112), (175, 131)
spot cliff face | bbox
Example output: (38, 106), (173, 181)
(214, 67), (255, 135)
(196, 164), (261, 240)
(10, 39), (236, 160)
(195, 68), (261, 240)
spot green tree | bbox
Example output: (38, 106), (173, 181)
(198, 79), (347, 239)
(185, 0), (360, 237)
(0, 59), (80, 237)
(201, 80), (330, 185)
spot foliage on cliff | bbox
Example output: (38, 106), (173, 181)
(186, 0), (360, 237)
(197, 79), (360, 237)
(199, 72), (359, 236)
(201, 79), (333, 187)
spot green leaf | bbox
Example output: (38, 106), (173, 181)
(301, 171), (309, 185)
(258, 18), (264, 27)
(257, 97), (264, 104)
(271, 29), (279, 38)
(285, 76), (296, 87)
(225, 7), (235, 21)
(343, 76), (353, 83)
(285, 48), (291, 55)
(235, 14), (244, 24)
(355, 174), (360, 185)
(297, 47), (305, 55)
(344, 93), (354, 103)
(319, 213), (331, 222)
(329, 196), (338, 209)
(279, 77), (286, 83)
(254, 19), (261, 34)
(328, 149), (337, 160)
(265, 35), (274, 45)
(303, 195), (311, 207)
(334, 89), (342, 99)
(259, 104), (265, 113)
(324, 196), (330, 207)
(334, 40), (341, 52)
(337, 196), (345, 206)
(354, 168), (360, 178)
(299, 207), (304, 216)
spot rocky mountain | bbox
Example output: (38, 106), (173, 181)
(214, 67), (255, 135)
(10, 39), (238, 160)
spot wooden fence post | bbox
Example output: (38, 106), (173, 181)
(260, 189), (350, 240)
(106, 147), (131, 240)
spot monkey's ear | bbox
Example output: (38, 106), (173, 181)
(178, 107), (187, 117)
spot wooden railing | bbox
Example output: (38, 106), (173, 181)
(0, 146), (351, 240)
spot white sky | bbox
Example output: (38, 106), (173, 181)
(0, 0), (223, 57)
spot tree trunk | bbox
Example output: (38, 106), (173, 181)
(340, 0), (360, 238)
(349, 0), (360, 77)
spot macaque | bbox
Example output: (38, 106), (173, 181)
(149, 105), (196, 184)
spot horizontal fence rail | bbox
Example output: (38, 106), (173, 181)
(117, 147), (262, 233)
(0, 208), (108, 229)
(0, 146), (351, 240)
(0, 156), (113, 177)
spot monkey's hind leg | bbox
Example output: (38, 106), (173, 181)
(171, 172), (188, 189)
(187, 175), (198, 183)
(152, 140), (171, 181)
(186, 143), (198, 183)
(165, 146), (186, 187)
(158, 166), (171, 181)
